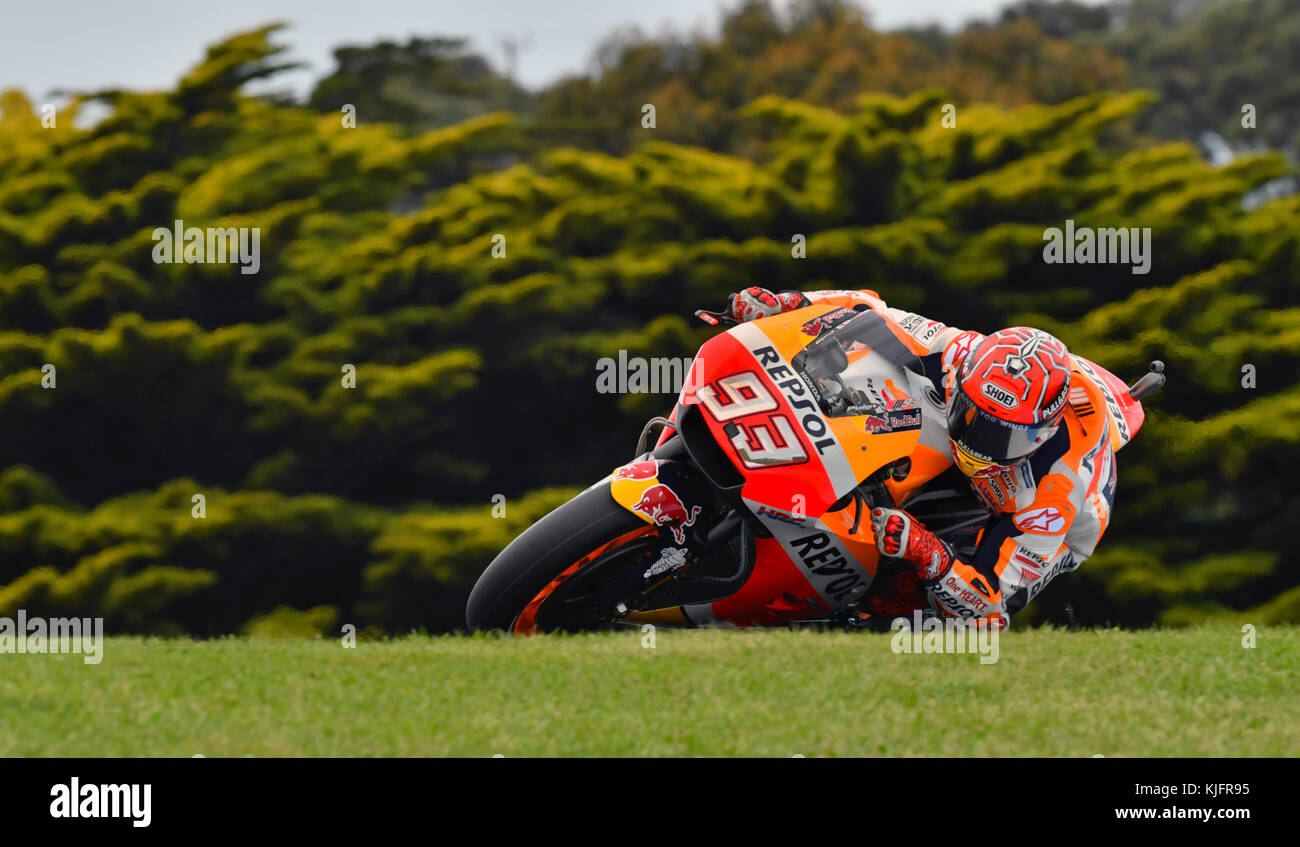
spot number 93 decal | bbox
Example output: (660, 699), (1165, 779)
(698, 372), (808, 468)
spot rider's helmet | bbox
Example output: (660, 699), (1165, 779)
(944, 327), (1072, 478)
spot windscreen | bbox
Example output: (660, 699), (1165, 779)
(790, 307), (921, 418)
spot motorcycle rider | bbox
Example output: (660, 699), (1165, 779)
(728, 286), (1124, 628)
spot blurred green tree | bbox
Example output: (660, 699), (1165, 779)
(0, 19), (1295, 634)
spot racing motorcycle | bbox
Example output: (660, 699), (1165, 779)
(466, 301), (1164, 633)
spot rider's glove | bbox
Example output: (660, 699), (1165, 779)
(869, 507), (955, 583)
(729, 287), (807, 322)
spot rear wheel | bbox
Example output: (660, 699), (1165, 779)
(465, 484), (661, 633)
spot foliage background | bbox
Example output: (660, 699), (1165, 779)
(1, 0), (1296, 635)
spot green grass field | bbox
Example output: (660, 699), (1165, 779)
(2, 625), (1296, 756)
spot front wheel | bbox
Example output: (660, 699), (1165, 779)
(465, 484), (661, 633)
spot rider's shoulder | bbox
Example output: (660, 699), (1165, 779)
(940, 329), (985, 373)
(1010, 480), (1077, 538)
(1013, 417), (1108, 538)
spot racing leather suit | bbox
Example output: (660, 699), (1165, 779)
(760, 288), (1122, 627)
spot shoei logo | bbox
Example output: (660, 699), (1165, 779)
(981, 382), (1018, 409)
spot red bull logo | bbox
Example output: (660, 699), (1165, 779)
(800, 307), (855, 338)
(889, 411), (921, 429)
(632, 484), (702, 544)
(613, 460), (661, 481)
(864, 414), (890, 433)
(863, 409), (923, 434)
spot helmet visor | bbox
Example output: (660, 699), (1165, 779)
(946, 386), (1058, 477)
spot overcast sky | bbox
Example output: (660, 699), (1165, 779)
(1, 0), (1109, 102)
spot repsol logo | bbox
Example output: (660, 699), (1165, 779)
(751, 346), (837, 456)
(789, 531), (866, 602)
(929, 582), (978, 619)
(981, 382), (1018, 409)
(1025, 552), (1079, 603)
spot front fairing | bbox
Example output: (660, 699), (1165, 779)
(677, 304), (933, 517)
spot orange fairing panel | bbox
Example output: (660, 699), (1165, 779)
(681, 306), (921, 516)
(708, 536), (827, 626)
(884, 443), (953, 507)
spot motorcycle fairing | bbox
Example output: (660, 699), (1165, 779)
(622, 304), (975, 626)
(680, 312), (924, 517)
